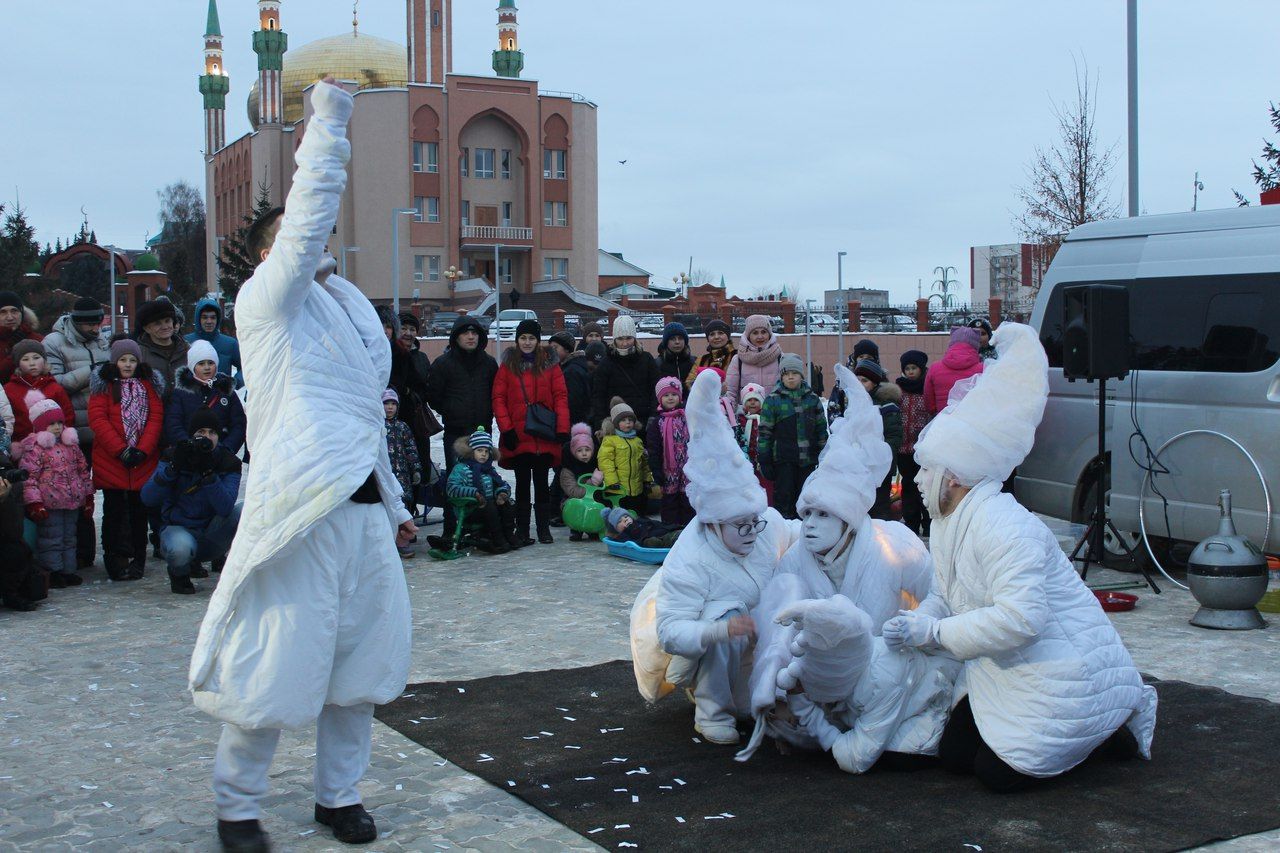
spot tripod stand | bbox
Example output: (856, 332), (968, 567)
(1070, 376), (1161, 593)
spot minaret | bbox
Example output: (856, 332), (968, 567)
(408, 0), (452, 85)
(253, 0), (287, 126)
(492, 0), (524, 78)
(198, 0), (229, 155)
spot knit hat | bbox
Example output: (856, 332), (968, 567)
(549, 330), (576, 353)
(915, 322), (1049, 485)
(71, 297), (104, 323)
(381, 388), (399, 404)
(743, 314), (771, 339)
(660, 322), (688, 350)
(0, 290), (23, 312)
(580, 321), (603, 340)
(600, 506), (631, 532)
(611, 315), (637, 339)
(187, 339), (219, 372)
(584, 341), (606, 365)
(949, 326), (982, 352)
(740, 383), (766, 407)
(610, 396), (636, 427)
(469, 427), (494, 450)
(515, 318), (542, 340)
(29, 398), (65, 433)
(703, 319), (730, 337)
(398, 312), (420, 331)
(900, 349), (928, 371)
(569, 422), (594, 454)
(779, 352), (804, 376)
(854, 360), (887, 385)
(109, 338), (142, 364)
(684, 368), (767, 522)
(654, 375), (682, 402)
(853, 339), (880, 362)
(188, 408), (221, 436)
(135, 299), (177, 330)
(10, 339), (44, 362)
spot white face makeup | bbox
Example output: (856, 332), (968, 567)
(718, 516), (762, 556)
(916, 465), (937, 513)
(801, 508), (846, 556)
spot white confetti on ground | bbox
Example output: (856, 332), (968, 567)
(574, 776), (595, 781)
(675, 816), (686, 823)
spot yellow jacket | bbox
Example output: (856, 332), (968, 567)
(598, 422), (651, 497)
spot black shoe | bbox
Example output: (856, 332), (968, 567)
(217, 818), (271, 852)
(77, 555), (95, 570)
(519, 536), (536, 547)
(62, 572), (83, 587)
(569, 531), (583, 542)
(314, 803), (377, 844)
(190, 563), (210, 579)
(126, 559), (146, 580)
(426, 535), (452, 551)
(538, 532), (554, 544)
(49, 573), (68, 590)
(104, 556), (130, 581)
(3, 596), (38, 612)
(170, 574), (197, 595)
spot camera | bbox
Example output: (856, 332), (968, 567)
(0, 467), (29, 484)
(174, 437), (215, 473)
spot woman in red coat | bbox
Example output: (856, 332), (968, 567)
(88, 339), (165, 581)
(492, 319), (569, 545)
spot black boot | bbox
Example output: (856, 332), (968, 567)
(189, 562), (210, 579)
(217, 818), (271, 852)
(516, 504), (535, 547)
(569, 531), (583, 542)
(126, 558), (146, 580)
(535, 502), (554, 544)
(314, 803), (377, 844)
(170, 572), (197, 595)
(104, 554), (130, 581)
(49, 573), (68, 590)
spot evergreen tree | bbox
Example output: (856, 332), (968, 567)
(1233, 102), (1280, 206)
(216, 179), (273, 299)
(0, 203), (40, 293)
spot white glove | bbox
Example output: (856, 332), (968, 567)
(882, 609), (942, 652)
(790, 695), (840, 751)
(312, 78), (354, 124)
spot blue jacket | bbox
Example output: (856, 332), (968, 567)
(164, 368), (247, 455)
(185, 298), (243, 388)
(141, 447), (242, 531)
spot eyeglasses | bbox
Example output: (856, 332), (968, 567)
(734, 518), (767, 537)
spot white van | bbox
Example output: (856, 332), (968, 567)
(1018, 205), (1280, 564)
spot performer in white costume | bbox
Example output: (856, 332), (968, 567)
(188, 79), (414, 851)
(739, 364), (960, 771)
(884, 322), (1157, 792)
(629, 369), (799, 745)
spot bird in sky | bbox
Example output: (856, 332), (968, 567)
(618, 160), (628, 164)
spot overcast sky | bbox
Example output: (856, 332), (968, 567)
(3, 1), (1276, 303)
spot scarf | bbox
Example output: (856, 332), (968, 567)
(657, 406), (690, 492)
(616, 427), (637, 439)
(735, 336), (782, 367)
(777, 383), (816, 460)
(119, 378), (149, 448)
(465, 457), (499, 495)
(896, 371), (926, 395)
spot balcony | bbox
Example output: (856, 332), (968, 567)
(460, 225), (534, 249)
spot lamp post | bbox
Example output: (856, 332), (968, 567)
(390, 208), (416, 314)
(836, 250), (847, 365)
(443, 264), (463, 311)
(340, 245), (360, 279)
(493, 243), (504, 362)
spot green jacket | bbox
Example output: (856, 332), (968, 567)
(759, 382), (828, 467)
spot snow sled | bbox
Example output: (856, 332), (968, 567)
(604, 538), (671, 565)
(562, 476), (631, 535)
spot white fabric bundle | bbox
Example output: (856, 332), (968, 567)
(914, 322), (1049, 485)
(775, 595), (874, 705)
(684, 368), (767, 522)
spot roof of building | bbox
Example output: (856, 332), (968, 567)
(206, 0), (221, 37)
(598, 250), (651, 278)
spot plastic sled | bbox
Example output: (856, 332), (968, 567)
(563, 476), (630, 535)
(605, 537), (671, 565)
(428, 496), (481, 560)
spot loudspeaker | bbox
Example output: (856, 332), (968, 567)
(1062, 284), (1130, 381)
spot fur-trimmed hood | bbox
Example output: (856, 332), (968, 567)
(175, 366), (235, 395)
(451, 434), (501, 463)
(871, 381), (902, 405)
(90, 360), (165, 395)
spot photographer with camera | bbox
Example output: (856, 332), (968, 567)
(142, 409), (242, 595)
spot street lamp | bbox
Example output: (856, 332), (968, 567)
(390, 208), (416, 314)
(340, 245), (360, 279)
(443, 264), (463, 311)
(836, 250), (847, 365)
(493, 243), (504, 362)
(671, 272), (690, 300)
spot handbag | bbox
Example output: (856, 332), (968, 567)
(515, 371), (559, 442)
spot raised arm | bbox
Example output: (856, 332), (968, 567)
(237, 80), (353, 325)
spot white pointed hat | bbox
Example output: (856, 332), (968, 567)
(684, 368), (767, 522)
(795, 362), (891, 527)
(914, 321), (1049, 485)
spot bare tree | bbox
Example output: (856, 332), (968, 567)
(1014, 63), (1120, 253)
(155, 180), (208, 315)
(689, 267), (718, 287)
(1232, 102), (1280, 205)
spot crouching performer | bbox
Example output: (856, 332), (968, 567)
(629, 369), (799, 745)
(189, 79), (415, 851)
(885, 322), (1157, 793)
(739, 364), (960, 771)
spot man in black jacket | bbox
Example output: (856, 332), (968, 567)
(590, 316), (658, 428)
(550, 331), (591, 426)
(424, 316), (498, 548)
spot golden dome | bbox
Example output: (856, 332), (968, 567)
(247, 31), (406, 128)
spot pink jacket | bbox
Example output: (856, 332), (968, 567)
(725, 338), (782, 407)
(923, 343), (984, 414)
(16, 428), (92, 510)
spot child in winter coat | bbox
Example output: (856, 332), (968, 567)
(924, 326), (984, 414)
(736, 382), (772, 502)
(600, 506), (682, 549)
(895, 350), (932, 536)
(724, 314), (782, 408)
(15, 399), (92, 587)
(383, 388), (421, 555)
(759, 353), (828, 519)
(646, 376), (694, 526)
(88, 339), (165, 581)
(164, 339), (247, 455)
(684, 319), (737, 391)
(599, 397), (652, 516)
(445, 428), (522, 554)
(4, 339), (76, 441)
(559, 423), (603, 542)
(854, 360), (903, 520)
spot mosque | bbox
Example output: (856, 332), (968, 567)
(200, 1), (604, 314)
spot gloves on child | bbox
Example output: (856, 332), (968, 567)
(590, 470), (604, 486)
(26, 502), (49, 523)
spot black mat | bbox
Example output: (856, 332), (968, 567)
(377, 661), (1280, 852)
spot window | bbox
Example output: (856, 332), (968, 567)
(413, 141), (438, 173)
(460, 147), (469, 177)
(1039, 274), (1280, 374)
(474, 148), (495, 179)
(543, 149), (566, 179)
(413, 255), (425, 282)
(502, 202), (513, 227)
(500, 258), (513, 285)
(428, 255), (441, 282)
(413, 196), (439, 223)
(543, 257), (568, 280)
(543, 201), (568, 227)
(501, 149), (511, 179)
(461, 200), (470, 227)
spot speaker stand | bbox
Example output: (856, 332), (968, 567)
(1071, 376), (1161, 594)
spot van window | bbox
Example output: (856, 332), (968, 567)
(1039, 274), (1280, 373)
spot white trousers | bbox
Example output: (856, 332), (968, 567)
(689, 634), (751, 730)
(213, 702), (373, 821)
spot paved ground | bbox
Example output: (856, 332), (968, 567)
(2, 508), (1278, 851)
